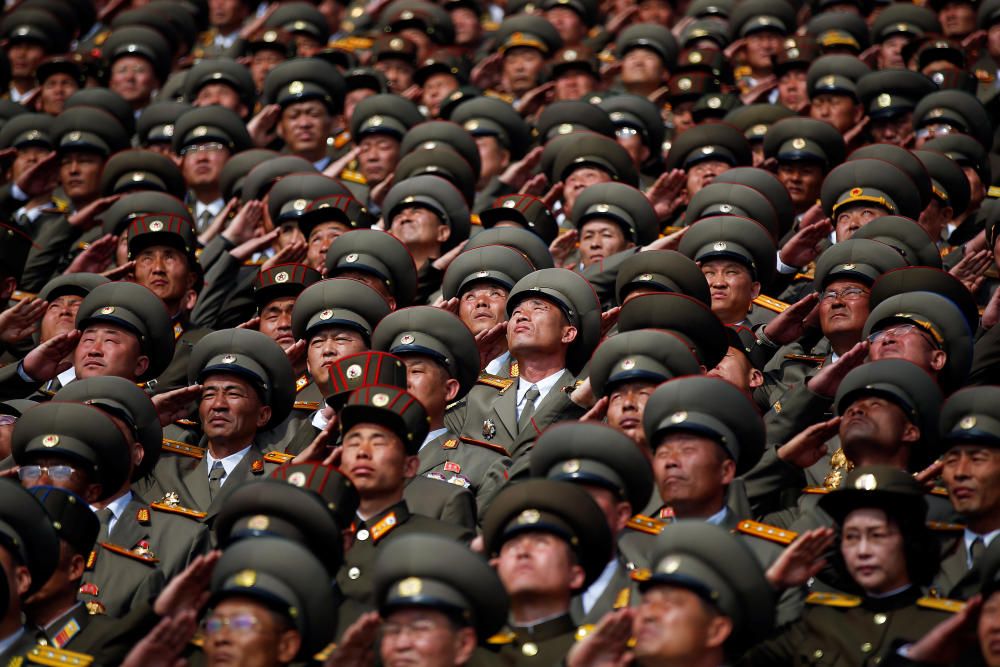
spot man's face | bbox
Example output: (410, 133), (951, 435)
(818, 279), (870, 341)
(989, 24), (1000, 60)
(620, 48), (666, 88)
(6, 41), (46, 78)
(11, 146), (49, 181)
(634, 586), (728, 664)
(809, 93), (861, 134)
(250, 49), (286, 92)
(381, 608), (476, 667)
(375, 57), (415, 93)
(616, 129), (650, 168)
(421, 73), (460, 116)
(939, 1), (976, 36)
(652, 432), (734, 518)
(108, 56), (158, 106)
(545, 7), (587, 45)
(59, 152), (103, 201)
(870, 112), (913, 146)
(942, 445), (1000, 521)
(475, 136), (510, 186)
(980, 591), (1000, 667)
(74, 323), (149, 380)
(494, 532), (584, 596)
(389, 206), (448, 251)
(181, 142), (230, 189)
(259, 296), (296, 349)
(839, 394), (919, 462)
(195, 83), (247, 117)
(18, 454), (95, 499)
(835, 203), (886, 242)
(458, 283), (508, 335)
(40, 294), (84, 342)
(777, 70), (808, 111)
(579, 219), (631, 267)
(744, 31), (782, 70)
(134, 245), (195, 307)
(403, 355), (458, 421)
(777, 162), (823, 210)
(203, 597), (300, 667)
(306, 221), (351, 270)
(450, 7), (481, 45)
(554, 69), (595, 102)
(878, 35), (909, 69)
(358, 134), (400, 185)
(501, 47), (545, 95)
(563, 166), (612, 216)
(507, 297), (575, 358)
(39, 73), (79, 115)
(707, 347), (760, 395)
(917, 198), (951, 243)
(208, 0), (250, 31)
(278, 100), (334, 157)
(700, 259), (759, 325)
(307, 327), (367, 384)
(637, 0), (672, 25)
(199, 373), (271, 444)
(344, 89), (376, 126)
(606, 380), (656, 447)
(868, 322), (947, 376)
(840, 508), (910, 595)
(685, 160), (728, 197)
(341, 423), (416, 498)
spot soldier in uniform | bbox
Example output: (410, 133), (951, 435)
(183, 58), (256, 119)
(805, 54), (870, 137)
(101, 26), (172, 113)
(662, 124), (753, 210)
(347, 93), (424, 203)
(762, 116), (846, 222)
(820, 158), (924, 243)
(325, 228), (419, 309)
(0, 113), (59, 239)
(476, 194), (560, 245)
(614, 24), (677, 99)
(489, 15), (563, 104)
(570, 182), (658, 271)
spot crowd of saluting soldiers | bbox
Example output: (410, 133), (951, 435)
(3, 0), (1000, 664)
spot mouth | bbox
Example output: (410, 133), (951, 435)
(950, 486), (975, 500)
(350, 466), (374, 478)
(855, 565), (879, 577)
(618, 417), (640, 430)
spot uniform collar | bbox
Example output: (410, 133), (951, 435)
(509, 613), (576, 639)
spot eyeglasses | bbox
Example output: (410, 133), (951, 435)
(615, 127), (640, 139)
(0, 415), (17, 427)
(180, 142), (227, 156)
(867, 323), (939, 348)
(18, 465), (76, 483)
(204, 613), (261, 635)
(819, 287), (869, 302)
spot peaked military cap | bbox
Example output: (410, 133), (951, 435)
(616, 22), (679, 63)
(537, 100), (615, 142)
(618, 292), (729, 368)
(265, 1), (330, 41)
(551, 133), (639, 186)
(182, 58), (256, 110)
(820, 158), (922, 220)
(685, 182), (781, 239)
(464, 227), (554, 269)
(382, 174), (471, 250)
(506, 268), (602, 373)
(271, 462), (359, 526)
(572, 182), (658, 246)
(394, 145), (477, 205)
(600, 94), (666, 161)
(214, 480), (344, 574)
(291, 277), (392, 341)
(12, 402), (132, 501)
(64, 88), (136, 138)
(0, 224), (33, 283)
(344, 67), (389, 94)
(50, 106), (129, 156)
(772, 34), (820, 76)
(728, 0), (795, 37)
(851, 216), (941, 268)
(189, 328), (296, 427)
(100, 191), (192, 237)
(664, 123), (753, 171)
(483, 479), (612, 587)
(692, 93), (742, 123)
(245, 28), (292, 57)
(315, 350), (408, 410)
(614, 250), (711, 306)
(350, 94), (423, 141)
(400, 121), (482, 177)
(126, 213), (197, 262)
(640, 521), (774, 652)
(210, 537), (336, 659)
(913, 149), (971, 217)
(478, 194), (559, 244)
(299, 194), (376, 240)
(715, 168), (795, 237)
(549, 45), (600, 79)
(857, 70), (937, 120)
(531, 421), (654, 513)
(324, 229), (417, 307)
(242, 157), (318, 203)
(763, 117), (846, 169)
(589, 329), (702, 402)
(0, 479), (60, 595)
(101, 26), (172, 82)
(34, 56), (87, 91)
(372, 34), (418, 64)
(807, 11), (869, 52)
(340, 385), (430, 452)
(414, 51), (468, 87)
(813, 238), (908, 290)
(27, 486), (98, 557)
(220, 149), (281, 201)
(870, 3), (941, 41)
(667, 71), (722, 104)
(940, 386), (1000, 447)
(643, 376), (765, 473)
(493, 14), (563, 54)
(807, 54), (871, 99)
(848, 144), (933, 210)
(54, 376), (163, 480)
(0, 112), (53, 150)
(75, 281), (174, 381)
(723, 104), (796, 145)
(980, 0), (1000, 27)
(100, 149), (186, 199)
(923, 134), (992, 186)
(375, 534), (508, 640)
(449, 96), (533, 160)
(0, 8), (65, 50)
(679, 215), (777, 287)
(914, 91), (993, 149)
(137, 101), (192, 148)
(172, 105), (252, 154)
(266, 173), (352, 227)
(380, 0), (455, 45)
(442, 244), (535, 301)
(262, 58), (346, 113)
(869, 266), (979, 333)
(38, 273), (109, 303)
(680, 20), (730, 48)
(373, 306), (479, 397)
(253, 263), (322, 309)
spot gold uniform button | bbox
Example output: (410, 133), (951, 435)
(348, 567), (361, 580)
(873, 613), (887, 625)
(521, 642), (538, 657)
(813, 649), (823, 659)
(861, 642), (873, 653)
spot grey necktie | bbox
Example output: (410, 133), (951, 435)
(198, 208), (213, 232)
(208, 461), (226, 499)
(96, 507), (114, 544)
(971, 536), (986, 569)
(517, 385), (540, 432)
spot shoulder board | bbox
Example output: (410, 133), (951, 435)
(93, 31), (109, 47)
(27, 646), (93, 667)
(794, 269), (816, 281)
(456, 436), (510, 456)
(917, 597), (965, 613)
(175, 418), (199, 427)
(803, 486), (829, 494)
(805, 591), (861, 607)
(627, 514), (666, 536)
(487, 631), (517, 645)
(264, 451), (295, 464)
(328, 39), (358, 51)
(976, 69), (995, 83)
(442, 438), (458, 449)
(988, 185), (1000, 199)
(575, 624), (595, 641)
(784, 354), (826, 364)
(927, 521), (966, 531)
(630, 567), (651, 582)
(753, 294), (790, 314)
(99, 542), (159, 565)
(613, 587), (630, 609)
(734, 66), (753, 78)
(314, 642), (337, 662)
(928, 486), (949, 497)
(471, 213), (481, 226)
(11, 290), (36, 301)
(736, 520), (799, 545)
(151, 501), (208, 520)
(294, 401), (321, 410)
(162, 438), (205, 459)
(189, 634), (204, 649)
(482, 20), (499, 31)
(476, 372), (515, 392)
(338, 169), (367, 185)
(242, 258), (266, 267)
(484, 89), (515, 104)
(597, 50), (616, 64)
(661, 226), (683, 236)
(51, 196), (70, 212)
(334, 132), (351, 149)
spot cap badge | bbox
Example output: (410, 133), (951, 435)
(713, 241), (727, 251)
(558, 458), (581, 474)
(877, 93), (892, 108)
(319, 309), (334, 320)
(719, 204), (732, 213)
(792, 138), (806, 150)
(669, 410), (688, 424)
(293, 199), (308, 211)
(689, 51), (703, 63)
(850, 187), (863, 197)
(855, 473), (878, 490)
(661, 556), (682, 574)
(346, 364), (363, 379)
(287, 471), (307, 487)
(787, 47), (800, 57)
(701, 146), (715, 154)
(148, 219), (164, 232)
(518, 508), (541, 524)
(345, 253), (359, 263)
(234, 569), (256, 587)
(193, 126), (208, 137)
(557, 123), (574, 134)
(68, 131), (82, 142)
(247, 515), (269, 531)
(564, 49), (577, 59)
(464, 120), (480, 131)
(621, 358), (636, 370)
(928, 108), (945, 118)
(400, 10), (414, 18)
(842, 263), (855, 271)
(100, 306), (115, 315)
(399, 334), (415, 344)
(398, 576), (422, 596)
(263, 30), (278, 41)
(960, 415), (977, 430)
(288, 81), (304, 94)
(131, 172), (145, 182)
(820, 75), (836, 87)
(502, 199), (517, 208)
(222, 354), (237, 364)
(42, 434), (60, 448)
(372, 393), (390, 407)
(274, 271), (289, 283)
(390, 38), (405, 50)
(707, 96), (721, 109)
(476, 270), (491, 278)
(369, 115), (384, 127)
(482, 418), (496, 440)
(162, 125), (174, 137)
(678, 78), (692, 91)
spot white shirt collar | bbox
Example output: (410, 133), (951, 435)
(964, 528), (1000, 568)
(484, 350), (511, 376)
(57, 365), (77, 388)
(420, 427), (449, 452)
(705, 506), (729, 526)
(311, 408), (329, 431)
(581, 558), (619, 614)
(195, 198), (225, 218)
(516, 369), (566, 415)
(90, 491), (133, 536)
(13, 203), (44, 226)
(313, 156), (332, 172)
(0, 628), (25, 655)
(206, 444), (253, 482)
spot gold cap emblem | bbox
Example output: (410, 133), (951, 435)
(518, 508), (541, 524)
(400, 334), (415, 344)
(638, 273), (653, 281)
(855, 473), (878, 490)
(247, 515), (269, 531)
(713, 241), (727, 251)
(346, 364), (363, 379)
(192, 126), (208, 137)
(476, 270), (491, 278)
(234, 569), (256, 587)
(792, 137), (806, 150)
(668, 411), (688, 424)
(100, 306), (115, 315)
(345, 253), (359, 263)
(222, 354), (237, 364)
(275, 271), (289, 283)
(661, 556), (682, 574)
(960, 415), (977, 430)
(877, 93), (892, 108)
(390, 38), (405, 50)
(689, 51), (703, 63)
(707, 96), (721, 109)
(41, 434), (60, 447)
(319, 309), (334, 320)
(288, 81), (305, 94)
(372, 393), (390, 407)
(621, 358), (636, 370)
(293, 199), (308, 211)
(562, 459), (581, 473)
(397, 577), (422, 596)
(148, 219), (164, 232)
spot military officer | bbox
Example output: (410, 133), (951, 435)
(570, 182), (658, 271)
(617, 291), (730, 372)
(100, 26), (173, 112)
(549, 134), (639, 223)
(663, 123), (754, 210)
(182, 58), (255, 119)
(489, 15), (563, 104)
(856, 70), (937, 147)
(820, 158), (924, 242)
(324, 227), (419, 309)
(0, 113), (59, 240)
(347, 93), (424, 199)
(477, 194), (560, 245)
(805, 54), (870, 136)
(762, 116), (846, 220)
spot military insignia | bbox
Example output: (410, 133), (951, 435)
(86, 551), (96, 570)
(960, 415), (976, 429)
(289, 81), (304, 94)
(621, 358), (635, 370)
(136, 508), (151, 525)
(877, 93), (892, 108)
(319, 309), (334, 320)
(443, 461), (462, 474)
(372, 393), (390, 407)
(678, 77), (692, 91)
(42, 434), (59, 447)
(806, 591), (862, 607)
(251, 459), (265, 474)
(133, 541), (156, 559)
(850, 187), (864, 197)
(68, 131), (82, 142)
(398, 576), (422, 596)
(482, 418), (497, 440)
(152, 492), (208, 519)
(557, 122), (574, 134)
(707, 96), (721, 109)
(476, 270), (491, 278)
(660, 556), (682, 574)
(52, 618), (81, 648)
(27, 645), (94, 667)
(288, 471), (307, 487)
(668, 411), (687, 424)
(791, 137), (806, 150)
(162, 438), (205, 459)
(84, 601), (105, 616)
(79, 582), (99, 596)
(855, 473), (877, 490)
(399, 333), (415, 344)
(613, 588), (630, 609)
(737, 520), (798, 545)
(173, 321), (184, 340)
(595, 203), (610, 213)
(295, 375), (310, 392)
(222, 354), (237, 364)
(517, 508), (541, 524)
(659, 506), (675, 521)
(130, 172), (145, 182)
(448, 475), (471, 488)
(442, 438), (458, 449)
(701, 146), (715, 155)
(274, 271), (289, 283)
(562, 459), (581, 473)
(510, 362), (519, 377)
(638, 273), (653, 281)
(99, 542), (159, 564)
(346, 363), (363, 379)
(234, 569), (256, 587)
(712, 241), (727, 251)
(371, 512), (398, 541)
(148, 219), (164, 232)
(522, 643), (539, 657)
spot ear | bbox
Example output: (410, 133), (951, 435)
(256, 405), (273, 429)
(68, 553), (86, 582)
(719, 456), (736, 486)
(183, 288), (198, 311)
(750, 281), (761, 299)
(134, 355), (150, 379)
(929, 350), (947, 372)
(0, 276), (16, 301)
(276, 629), (302, 664)
(445, 377), (461, 402)
(14, 564), (31, 597)
(901, 423), (920, 444)
(435, 222), (452, 244)
(614, 500), (632, 533)
(499, 148), (511, 169)
(454, 626), (478, 665)
(749, 368), (764, 389)
(638, 146), (651, 164)
(133, 441), (145, 469)
(403, 453), (420, 479)
(568, 562), (586, 590)
(704, 613), (733, 650)
(560, 324), (578, 345)
(852, 104), (864, 124)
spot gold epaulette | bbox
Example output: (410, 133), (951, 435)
(294, 400), (320, 410)
(52, 196), (70, 212)
(11, 290), (36, 301)
(484, 89), (515, 104)
(242, 258), (266, 266)
(482, 20), (499, 31)
(575, 625), (595, 641)
(805, 591), (861, 607)
(162, 438), (204, 459)
(753, 294), (790, 313)
(27, 645), (93, 667)
(917, 596), (965, 613)
(976, 69), (996, 84)
(151, 500), (208, 520)
(927, 521), (965, 531)
(189, 633), (204, 648)
(784, 353), (826, 364)
(99, 542), (159, 565)
(330, 36), (374, 51)
(264, 451), (295, 464)
(613, 587), (630, 609)
(93, 31), (109, 47)
(626, 514), (666, 536)
(630, 568), (652, 582)
(176, 418), (198, 427)
(736, 520), (799, 545)
(471, 213), (481, 226)
(734, 66), (752, 79)
(661, 226), (683, 236)
(597, 49), (616, 63)
(476, 372), (515, 392)
(487, 631), (517, 645)
(314, 642), (337, 661)
(338, 169), (367, 185)
(334, 131), (351, 149)
(457, 436), (510, 456)
(988, 185), (1000, 198)
(929, 486), (949, 497)
(803, 486), (829, 494)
